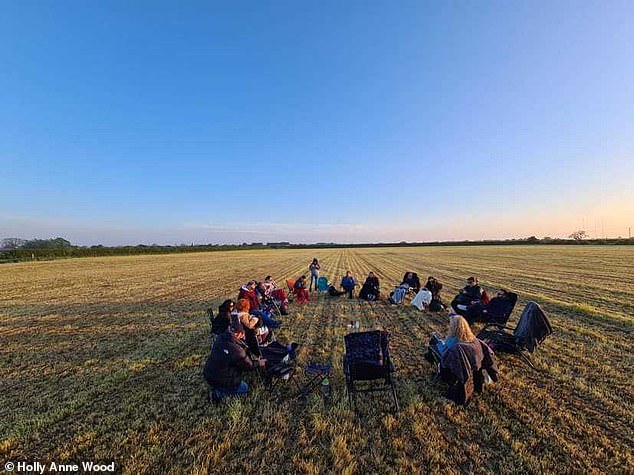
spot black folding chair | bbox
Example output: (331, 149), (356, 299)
(343, 330), (399, 413)
(260, 294), (283, 318)
(477, 301), (553, 368)
(258, 342), (297, 389)
(469, 292), (518, 325)
(296, 363), (331, 398)
(423, 333), (443, 383)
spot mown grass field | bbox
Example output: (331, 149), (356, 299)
(1, 246), (633, 474)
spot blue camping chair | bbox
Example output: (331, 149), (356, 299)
(316, 276), (329, 292)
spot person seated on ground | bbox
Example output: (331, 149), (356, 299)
(359, 272), (380, 301)
(425, 276), (443, 299)
(293, 275), (310, 304)
(451, 276), (486, 316)
(436, 315), (498, 405)
(411, 287), (433, 311)
(203, 314), (266, 402)
(465, 289), (516, 325)
(425, 276), (445, 311)
(211, 299), (235, 335)
(341, 271), (358, 299)
(238, 280), (261, 313)
(401, 272), (421, 293)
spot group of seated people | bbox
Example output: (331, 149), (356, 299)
(293, 271), (381, 301)
(205, 269), (517, 405)
(421, 277), (521, 404)
(450, 276), (517, 325)
(335, 271), (380, 300)
(389, 272), (444, 311)
(205, 275), (298, 401)
(294, 270), (514, 325)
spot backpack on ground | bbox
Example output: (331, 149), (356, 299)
(328, 285), (345, 297)
(429, 298), (444, 312)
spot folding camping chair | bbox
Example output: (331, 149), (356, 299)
(261, 294), (283, 318)
(469, 292), (518, 325)
(242, 331), (298, 390)
(258, 342), (298, 389)
(206, 307), (223, 350)
(424, 333), (444, 383)
(296, 363), (331, 398)
(477, 301), (553, 368)
(286, 278), (296, 302)
(343, 330), (399, 413)
(316, 276), (329, 293)
(205, 340), (297, 404)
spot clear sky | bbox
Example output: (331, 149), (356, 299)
(1, 0), (633, 245)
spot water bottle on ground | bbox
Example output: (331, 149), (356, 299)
(321, 376), (331, 400)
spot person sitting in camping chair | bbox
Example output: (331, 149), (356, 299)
(426, 315), (498, 405)
(238, 280), (262, 313)
(261, 275), (278, 296)
(260, 276), (290, 314)
(451, 276), (488, 317)
(359, 272), (380, 301)
(293, 275), (310, 303)
(203, 315), (266, 402)
(236, 299), (276, 346)
(465, 289), (517, 325)
(211, 299), (235, 335)
(427, 313), (468, 357)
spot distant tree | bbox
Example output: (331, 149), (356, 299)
(22, 237), (73, 249)
(526, 236), (539, 243)
(568, 230), (588, 241)
(1, 238), (27, 249)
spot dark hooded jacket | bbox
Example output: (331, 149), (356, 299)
(440, 339), (498, 405)
(203, 331), (255, 390)
(401, 272), (421, 292)
(359, 276), (380, 300)
(211, 311), (230, 335)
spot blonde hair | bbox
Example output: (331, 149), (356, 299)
(447, 315), (476, 342)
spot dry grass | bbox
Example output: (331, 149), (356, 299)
(1, 246), (633, 473)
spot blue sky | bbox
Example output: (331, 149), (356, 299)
(1, 0), (633, 245)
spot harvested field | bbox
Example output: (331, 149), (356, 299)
(1, 246), (633, 473)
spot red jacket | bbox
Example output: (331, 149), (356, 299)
(238, 286), (260, 312)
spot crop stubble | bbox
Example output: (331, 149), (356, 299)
(1, 246), (632, 473)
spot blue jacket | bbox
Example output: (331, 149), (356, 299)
(341, 276), (356, 290)
(440, 336), (458, 355)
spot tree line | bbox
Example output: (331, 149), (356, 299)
(1, 235), (632, 263)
